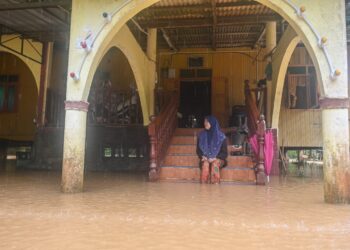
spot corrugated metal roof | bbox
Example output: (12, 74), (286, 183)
(130, 0), (278, 49)
(1, 0), (348, 47)
(0, 0), (71, 42)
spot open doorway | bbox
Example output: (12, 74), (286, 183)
(179, 80), (211, 128)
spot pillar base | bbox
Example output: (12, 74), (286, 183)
(149, 168), (158, 182)
(256, 172), (266, 185)
(322, 108), (350, 204)
(324, 167), (350, 204)
(61, 157), (84, 193)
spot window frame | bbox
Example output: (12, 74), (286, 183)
(0, 75), (19, 113)
(285, 72), (319, 110)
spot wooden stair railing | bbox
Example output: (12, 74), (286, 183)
(244, 82), (266, 185)
(148, 93), (179, 181)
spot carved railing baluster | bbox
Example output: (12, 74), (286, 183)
(244, 82), (266, 185)
(148, 93), (179, 181)
(256, 115), (266, 185)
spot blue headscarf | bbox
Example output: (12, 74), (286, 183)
(198, 115), (226, 158)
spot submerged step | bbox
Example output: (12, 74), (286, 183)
(163, 155), (254, 168)
(159, 166), (256, 182)
(167, 145), (241, 155)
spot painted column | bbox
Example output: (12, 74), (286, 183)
(147, 28), (157, 116)
(61, 101), (89, 193)
(320, 99), (350, 203)
(265, 21), (276, 128)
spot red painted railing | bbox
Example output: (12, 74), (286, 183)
(244, 82), (266, 185)
(148, 93), (179, 181)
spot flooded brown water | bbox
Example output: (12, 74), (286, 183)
(0, 170), (349, 250)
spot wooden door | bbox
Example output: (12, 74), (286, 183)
(163, 78), (179, 93)
(211, 77), (229, 127)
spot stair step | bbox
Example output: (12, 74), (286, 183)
(174, 128), (235, 136)
(167, 144), (244, 155)
(163, 155), (254, 168)
(167, 145), (196, 154)
(174, 128), (202, 136)
(171, 136), (197, 145)
(171, 134), (237, 146)
(159, 166), (256, 182)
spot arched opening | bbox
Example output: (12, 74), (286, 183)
(76, 0), (328, 114)
(119, 0), (327, 181)
(0, 52), (38, 170)
(85, 47), (148, 172)
(277, 43), (323, 177)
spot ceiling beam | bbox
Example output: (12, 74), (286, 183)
(0, 0), (71, 11)
(160, 28), (177, 51)
(0, 23), (39, 41)
(0, 23), (67, 42)
(137, 15), (282, 29)
(253, 26), (266, 48)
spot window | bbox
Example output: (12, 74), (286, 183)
(0, 75), (19, 112)
(188, 56), (204, 68)
(286, 67), (318, 109)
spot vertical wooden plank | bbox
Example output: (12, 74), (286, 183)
(212, 77), (229, 127)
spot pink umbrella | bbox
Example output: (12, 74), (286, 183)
(249, 134), (258, 158)
(264, 130), (274, 182)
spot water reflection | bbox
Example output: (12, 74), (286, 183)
(0, 170), (349, 250)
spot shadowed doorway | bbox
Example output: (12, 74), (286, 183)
(179, 80), (211, 128)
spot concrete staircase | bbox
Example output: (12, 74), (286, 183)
(159, 128), (256, 183)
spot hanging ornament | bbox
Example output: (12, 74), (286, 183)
(331, 69), (341, 80)
(69, 72), (80, 82)
(102, 12), (112, 23)
(318, 36), (327, 48)
(80, 40), (92, 53)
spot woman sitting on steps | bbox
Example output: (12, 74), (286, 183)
(197, 115), (228, 184)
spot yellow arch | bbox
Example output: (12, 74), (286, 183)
(98, 26), (150, 123)
(256, 0), (347, 98)
(0, 51), (39, 141)
(0, 47), (41, 93)
(69, 0), (346, 119)
(271, 26), (300, 128)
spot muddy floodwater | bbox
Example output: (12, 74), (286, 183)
(0, 170), (349, 250)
